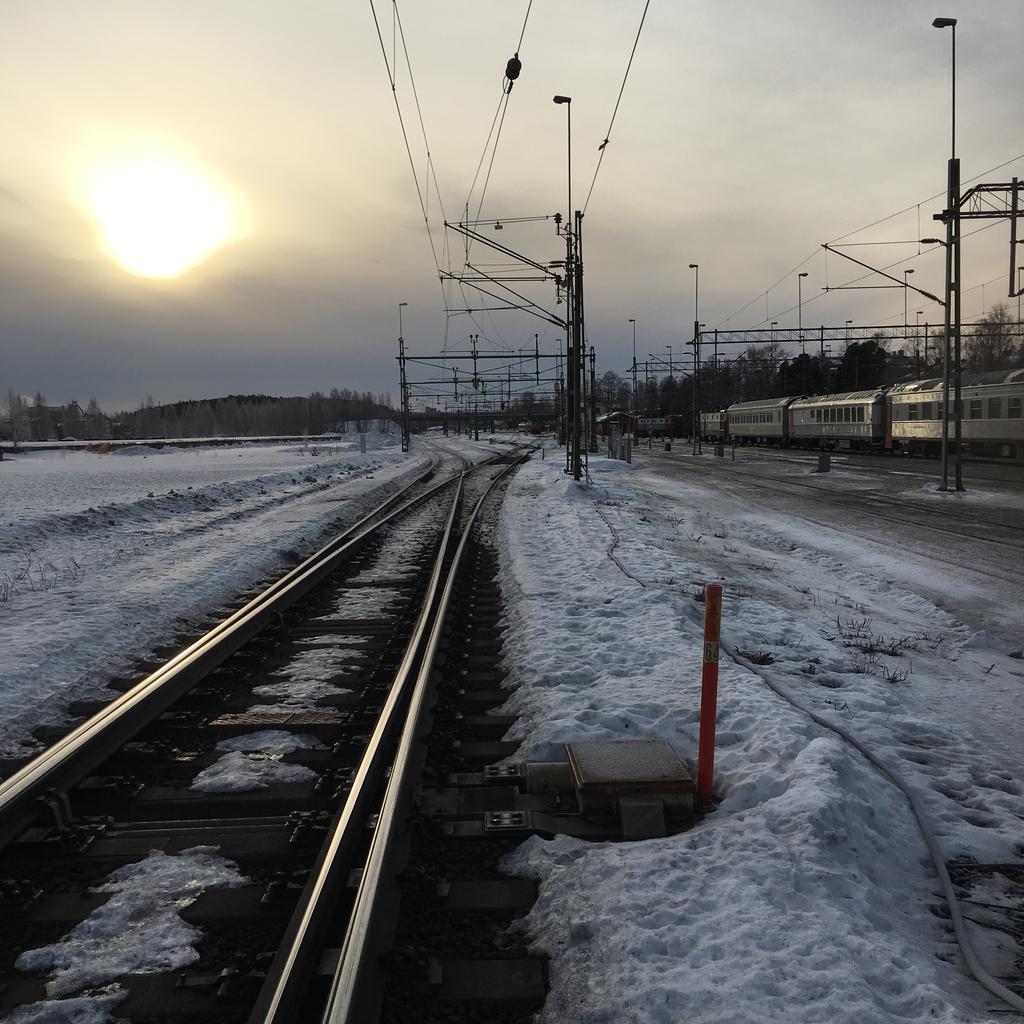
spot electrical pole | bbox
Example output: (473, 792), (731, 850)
(397, 301), (409, 453)
(629, 318), (637, 444)
(689, 263), (699, 453)
(589, 345), (598, 453)
(798, 272), (808, 394)
(570, 210), (585, 480)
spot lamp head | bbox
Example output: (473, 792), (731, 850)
(905, 269), (915, 275)
(932, 17), (957, 28)
(688, 263), (698, 269)
(799, 272), (809, 279)
(553, 95), (571, 104)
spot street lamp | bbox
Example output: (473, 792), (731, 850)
(933, 16), (961, 491)
(932, 18), (957, 161)
(398, 302), (409, 451)
(552, 95), (572, 216)
(797, 273), (809, 353)
(903, 269), (915, 347)
(797, 272), (809, 393)
(628, 318), (637, 442)
(554, 94), (581, 479)
(688, 263), (700, 452)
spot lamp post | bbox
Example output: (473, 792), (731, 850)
(398, 301), (409, 451)
(1018, 266), (1023, 325)
(916, 310), (924, 369)
(553, 94), (581, 480)
(797, 273), (808, 354)
(689, 263), (700, 452)
(933, 16), (961, 490)
(797, 272), (809, 393)
(628, 318), (637, 443)
(903, 268), (915, 335)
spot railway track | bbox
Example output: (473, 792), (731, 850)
(646, 447), (1024, 552)
(0, 445), (538, 1023)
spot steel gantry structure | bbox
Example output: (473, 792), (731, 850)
(395, 206), (595, 479)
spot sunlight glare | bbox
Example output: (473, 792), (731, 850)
(89, 158), (233, 278)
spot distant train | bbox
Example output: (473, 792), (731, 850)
(696, 370), (1024, 459)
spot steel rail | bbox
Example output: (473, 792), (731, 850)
(0, 452), (504, 852)
(321, 453), (529, 1024)
(245, 471), (468, 1024)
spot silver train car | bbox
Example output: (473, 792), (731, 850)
(887, 369), (1024, 458)
(788, 389), (887, 450)
(726, 397), (792, 444)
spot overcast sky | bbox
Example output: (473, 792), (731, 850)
(1, 0), (1020, 410)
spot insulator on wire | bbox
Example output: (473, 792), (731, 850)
(505, 55), (522, 82)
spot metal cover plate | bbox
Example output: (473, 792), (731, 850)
(566, 740), (693, 790)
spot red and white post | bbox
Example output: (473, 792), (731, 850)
(697, 583), (723, 803)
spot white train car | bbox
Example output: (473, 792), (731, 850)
(887, 369), (1024, 458)
(789, 389), (887, 450)
(727, 397), (794, 444)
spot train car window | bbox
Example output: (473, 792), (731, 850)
(988, 398), (1001, 418)
(857, 407), (865, 422)
(1009, 396), (1022, 418)
(969, 399), (982, 419)
(908, 404), (918, 421)
(921, 402), (932, 419)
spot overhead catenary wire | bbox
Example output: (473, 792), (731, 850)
(464, 0), (533, 222)
(368, 0), (447, 300)
(581, 0), (652, 215)
(716, 151), (1024, 331)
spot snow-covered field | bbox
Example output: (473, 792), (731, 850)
(498, 447), (1024, 1023)
(0, 433), (429, 757)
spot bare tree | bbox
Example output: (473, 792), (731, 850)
(966, 304), (1020, 372)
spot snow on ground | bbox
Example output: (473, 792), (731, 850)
(498, 447), (1024, 1023)
(0, 433), (428, 757)
(13, 847), (244, 1004)
(190, 749), (317, 793)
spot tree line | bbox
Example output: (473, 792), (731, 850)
(599, 302), (1022, 419)
(1, 389), (396, 443)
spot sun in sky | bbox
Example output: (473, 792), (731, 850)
(87, 155), (235, 279)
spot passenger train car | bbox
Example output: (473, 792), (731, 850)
(723, 397), (791, 444)
(887, 370), (1024, 458)
(789, 389), (887, 450)
(693, 370), (1024, 458)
